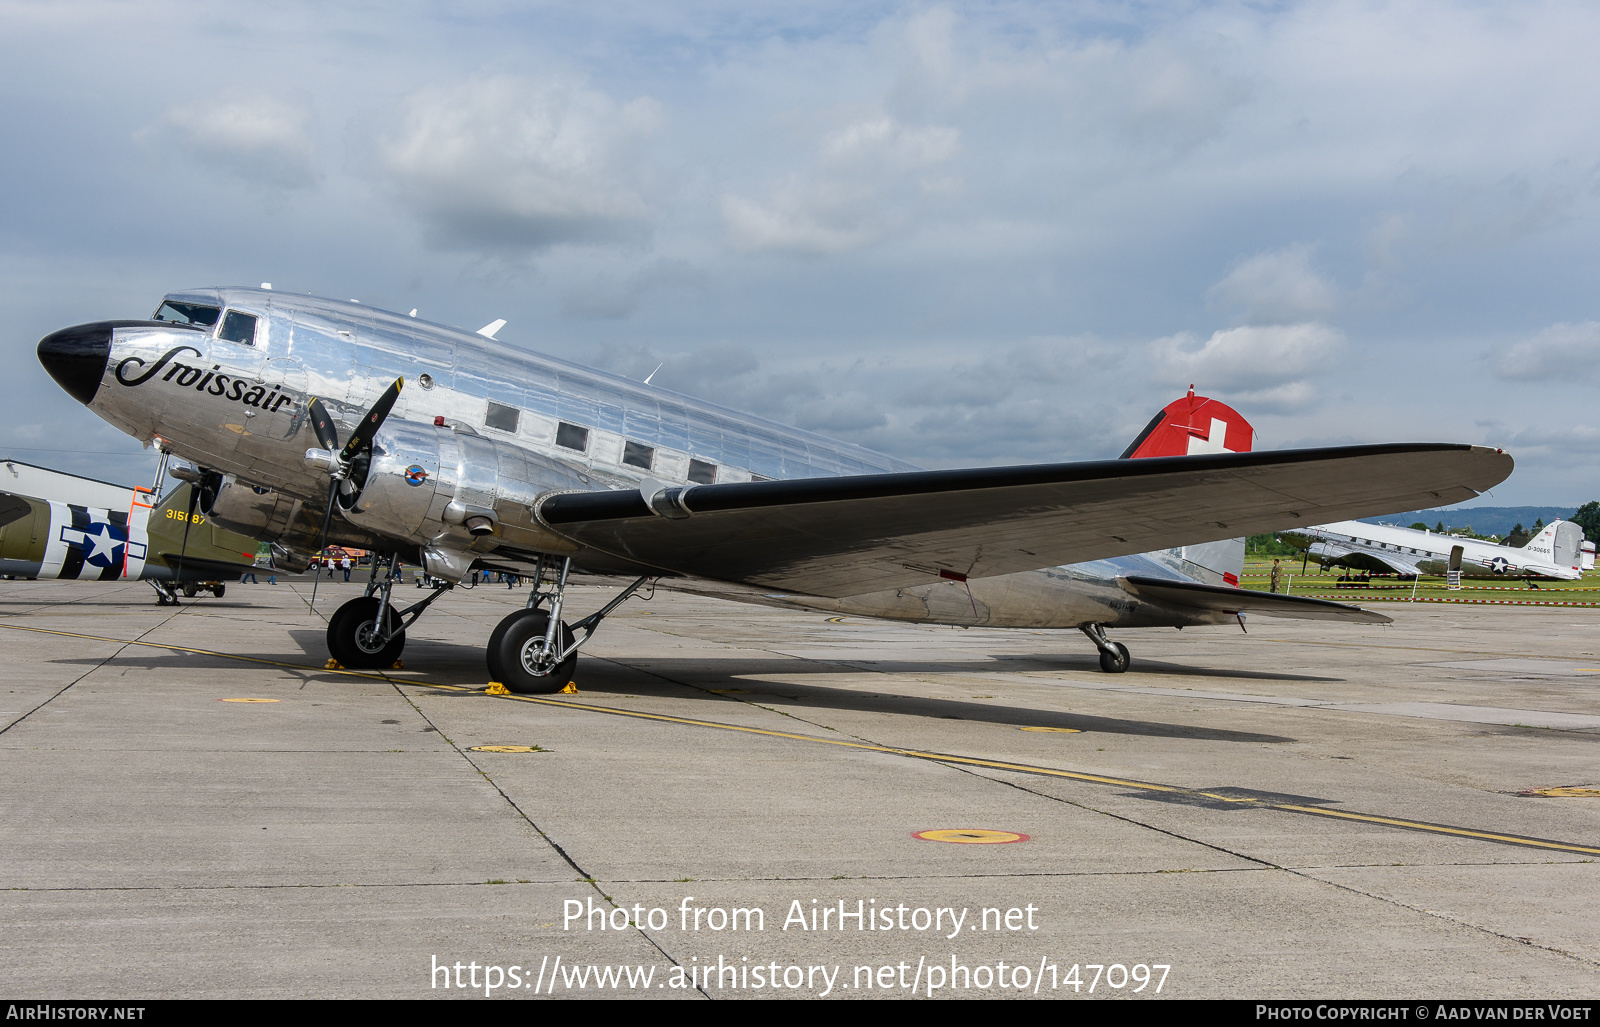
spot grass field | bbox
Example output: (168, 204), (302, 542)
(1239, 556), (1600, 607)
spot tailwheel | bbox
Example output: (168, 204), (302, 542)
(327, 596), (405, 670)
(1097, 641), (1131, 674)
(487, 609), (576, 694)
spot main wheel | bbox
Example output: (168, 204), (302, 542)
(327, 596), (406, 670)
(1097, 641), (1130, 674)
(211, 583), (226, 598)
(487, 609), (577, 694)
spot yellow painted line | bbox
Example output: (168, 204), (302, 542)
(7, 620), (1599, 857)
(1020, 726), (1082, 733)
(468, 745), (545, 753)
(1273, 805), (1600, 855)
(220, 698), (278, 703)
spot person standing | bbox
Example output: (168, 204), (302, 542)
(1270, 559), (1282, 594)
(341, 556), (351, 582)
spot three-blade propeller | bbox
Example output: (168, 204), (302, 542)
(306, 378), (402, 611)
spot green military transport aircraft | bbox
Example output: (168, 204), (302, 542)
(0, 459), (260, 603)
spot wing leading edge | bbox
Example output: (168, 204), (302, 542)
(536, 443), (1512, 598)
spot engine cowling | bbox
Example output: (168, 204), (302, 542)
(336, 419), (591, 580)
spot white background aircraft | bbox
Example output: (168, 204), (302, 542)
(1279, 519), (1586, 581)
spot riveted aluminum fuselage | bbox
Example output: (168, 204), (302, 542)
(70, 287), (1243, 626)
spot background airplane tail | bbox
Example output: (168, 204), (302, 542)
(1523, 520), (1585, 571)
(1122, 388), (1256, 586)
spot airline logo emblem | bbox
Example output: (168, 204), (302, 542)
(1187, 418), (1229, 455)
(405, 465), (428, 486)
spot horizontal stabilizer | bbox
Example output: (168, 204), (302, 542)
(537, 443), (1511, 598)
(1120, 575), (1392, 624)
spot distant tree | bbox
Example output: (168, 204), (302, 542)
(1247, 533), (1299, 556)
(1572, 501), (1600, 542)
(1506, 523), (1529, 547)
(1409, 522), (1429, 530)
(1435, 521), (1445, 532)
(1532, 517), (1545, 533)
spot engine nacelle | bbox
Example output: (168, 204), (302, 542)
(337, 419), (591, 580)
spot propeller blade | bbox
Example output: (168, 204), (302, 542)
(306, 396), (340, 452)
(308, 485), (338, 613)
(340, 378), (403, 463)
(173, 482), (200, 597)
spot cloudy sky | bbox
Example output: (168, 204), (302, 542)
(3, 0), (1598, 505)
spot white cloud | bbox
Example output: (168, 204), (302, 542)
(1491, 321), (1600, 382)
(722, 114), (960, 254)
(379, 74), (662, 251)
(1206, 244), (1339, 324)
(1150, 322), (1344, 412)
(151, 96), (317, 190)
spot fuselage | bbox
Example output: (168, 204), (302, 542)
(1279, 519), (1585, 580)
(39, 287), (1247, 629)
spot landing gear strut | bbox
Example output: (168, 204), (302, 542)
(326, 553), (452, 669)
(486, 557), (650, 694)
(1081, 623), (1130, 673)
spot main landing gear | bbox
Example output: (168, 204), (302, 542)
(326, 554), (452, 669)
(319, 553), (652, 686)
(1081, 623), (1131, 674)
(486, 557), (651, 694)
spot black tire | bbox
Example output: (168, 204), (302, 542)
(1097, 641), (1130, 674)
(181, 583), (197, 598)
(486, 609), (576, 694)
(327, 596), (406, 670)
(211, 584), (225, 598)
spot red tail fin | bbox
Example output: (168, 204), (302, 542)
(1120, 387), (1254, 459)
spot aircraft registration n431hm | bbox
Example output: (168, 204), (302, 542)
(37, 287), (1513, 691)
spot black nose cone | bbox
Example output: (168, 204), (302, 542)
(38, 322), (113, 406)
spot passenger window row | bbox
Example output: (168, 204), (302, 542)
(492, 404), (725, 485)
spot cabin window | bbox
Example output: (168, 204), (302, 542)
(687, 458), (718, 484)
(485, 401), (520, 433)
(153, 301), (220, 327)
(218, 310), (257, 346)
(622, 441), (654, 470)
(556, 422), (590, 452)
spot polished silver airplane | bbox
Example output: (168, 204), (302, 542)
(36, 287), (1512, 691)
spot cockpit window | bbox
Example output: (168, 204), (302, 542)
(153, 301), (220, 327)
(218, 310), (258, 346)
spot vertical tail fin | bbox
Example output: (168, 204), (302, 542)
(1120, 386), (1255, 459)
(1121, 388), (1257, 586)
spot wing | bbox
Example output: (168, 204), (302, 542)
(1308, 539), (1423, 576)
(1120, 575), (1391, 624)
(537, 443), (1511, 598)
(0, 492), (36, 530)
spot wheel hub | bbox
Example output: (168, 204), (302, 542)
(354, 619), (387, 654)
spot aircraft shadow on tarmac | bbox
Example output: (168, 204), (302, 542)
(281, 631), (1295, 744)
(30, 624), (1296, 744)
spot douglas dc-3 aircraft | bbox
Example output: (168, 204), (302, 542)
(1279, 519), (1586, 581)
(0, 459), (257, 601)
(37, 287), (1512, 691)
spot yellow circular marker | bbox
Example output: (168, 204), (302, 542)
(913, 829), (1030, 844)
(221, 698), (279, 703)
(468, 745), (544, 753)
(1020, 726), (1082, 734)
